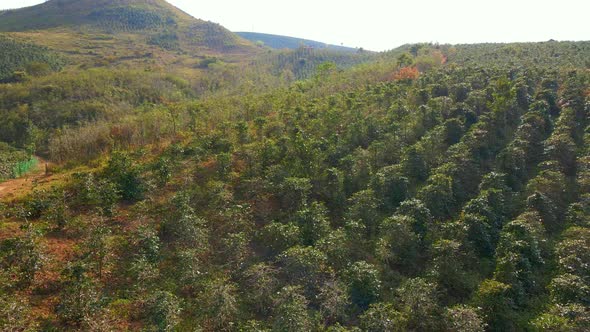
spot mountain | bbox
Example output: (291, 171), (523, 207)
(0, 0), (259, 74)
(0, 0), (195, 32)
(236, 31), (359, 52)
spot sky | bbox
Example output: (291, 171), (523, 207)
(1, 0), (589, 51)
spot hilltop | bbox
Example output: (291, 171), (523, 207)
(0, 0), (260, 76)
(0, 0), (195, 32)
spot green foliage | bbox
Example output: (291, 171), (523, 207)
(0, 35), (65, 81)
(444, 305), (486, 332)
(272, 286), (312, 332)
(359, 302), (407, 332)
(103, 151), (145, 201)
(293, 201), (331, 245)
(143, 291), (182, 332)
(345, 261), (381, 309)
(0, 227), (44, 289)
(0, 35), (588, 331)
(56, 263), (100, 326)
(473, 279), (515, 331)
(395, 278), (443, 331)
(377, 215), (420, 274)
(88, 6), (173, 31)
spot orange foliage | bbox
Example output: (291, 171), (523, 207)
(392, 66), (420, 81)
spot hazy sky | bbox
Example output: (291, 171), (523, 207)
(2, 0), (589, 51)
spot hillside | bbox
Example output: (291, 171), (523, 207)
(0, 0), (195, 32)
(0, 35), (66, 81)
(0, 4), (589, 329)
(0, 0), (260, 77)
(0, 39), (588, 331)
(236, 31), (359, 52)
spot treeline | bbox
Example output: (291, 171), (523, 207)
(385, 41), (590, 69)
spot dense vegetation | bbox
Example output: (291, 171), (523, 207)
(0, 36), (66, 82)
(0, 0), (189, 32)
(0, 1), (589, 331)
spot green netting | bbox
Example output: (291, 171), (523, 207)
(12, 157), (38, 178)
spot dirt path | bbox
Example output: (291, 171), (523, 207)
(0, 157), (50, 200)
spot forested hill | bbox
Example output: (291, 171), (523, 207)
(0, 0), (259, 71)
(236, 31), (359, 52)
(0, 0), (200, 32)
(0, 26), (589, 332)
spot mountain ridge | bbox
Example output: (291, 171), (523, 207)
(236, 31), (360, 52)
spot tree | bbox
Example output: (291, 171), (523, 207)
(56, 263), (100, 326)
(548, 273), (590, 305)
(371, 165), (409, 213)
(258, 221), (300, 255)
(444, 305), (486, 332)
(345, 261), (381, 309)
(318, 279), (350, 324)
(279, 177), (312, 212)
(418, 173), (454, 220)
(376, 215), (420, 274)
(430, 240), (475, 301)
(242, 263), (279, 315)
(346, 189), (381, 239)
(202, 278), (239, 330)
(359, 302), (407, 332)
(401, 146), (428, 181)
(82, 221), (111, 279)
(103, 151), (145, 201)
(472, 279), (514, 331)
(272, 286), (312, 332)
(443, 118), (465, 145)
(396, 278), (443, 331)
(144, 291), (182, 332)
(293, 201), (331, 246)
(396, 199), (433, 240)
(396, 53), (414, 68)
(279, 246), (330, 294)
(555, 227), (590, 278)
(544, 132), (577, 176)
(0, 226), (44, 289)
(494, 212), (546, 302)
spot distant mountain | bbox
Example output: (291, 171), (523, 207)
(236, 32), (359, 52)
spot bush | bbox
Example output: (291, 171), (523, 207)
(144, 291), (182, 332)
